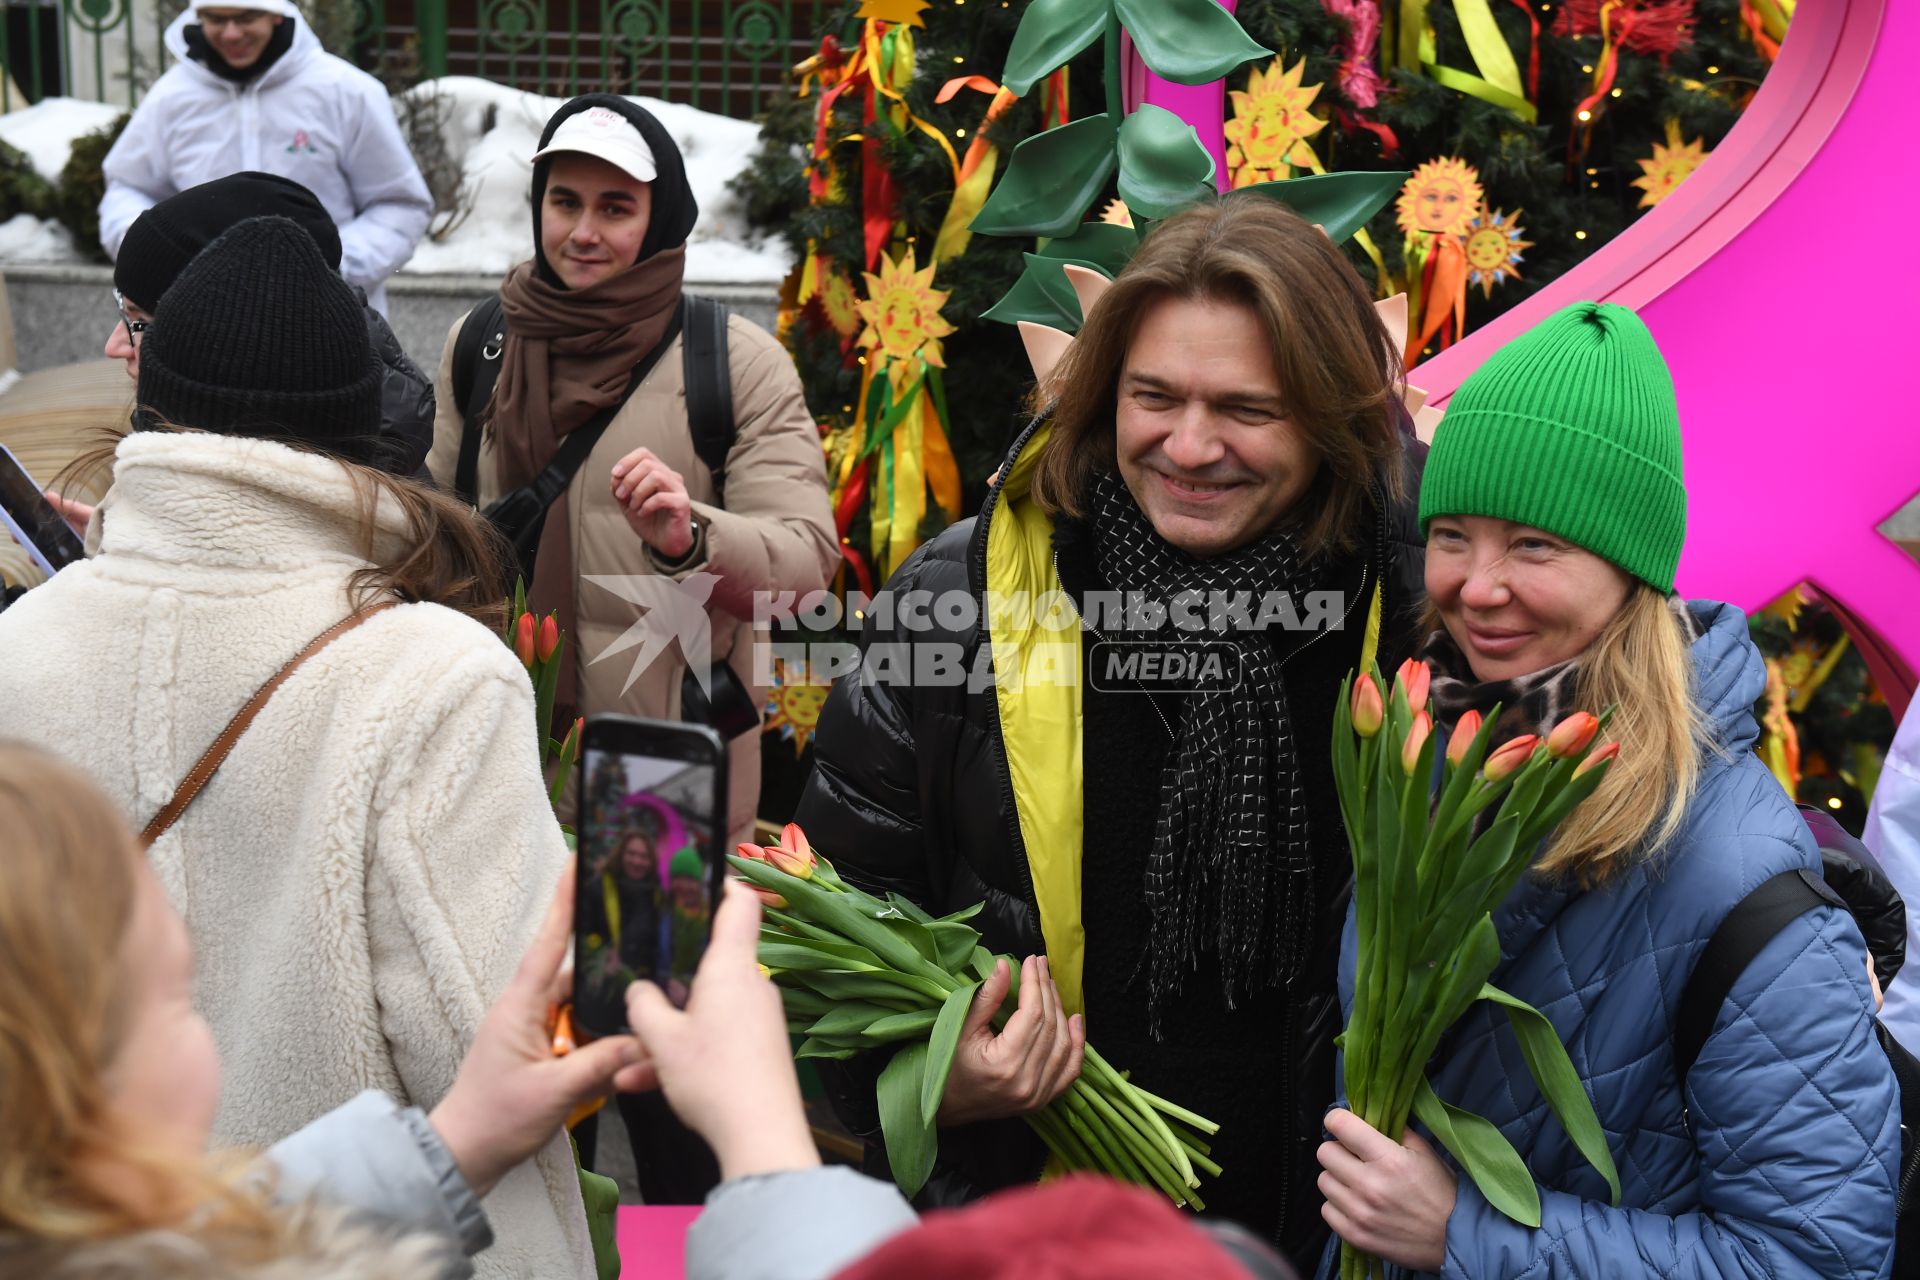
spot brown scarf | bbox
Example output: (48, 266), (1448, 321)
(492, 244), (686, 724)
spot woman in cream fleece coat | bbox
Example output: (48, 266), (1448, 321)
(0, 218), (593, 1276)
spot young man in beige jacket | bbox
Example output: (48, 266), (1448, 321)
(426, 94), (837, 1205)
(426, 95), (837, 850)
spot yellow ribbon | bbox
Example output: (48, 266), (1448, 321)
(888, 394), (929, 577)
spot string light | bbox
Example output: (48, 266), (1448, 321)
(1589, 180), (1599, 188)
(955, 128), (966, 137)
(1585, 167), (1597, 175)
(1574, 229), (1589, 240)
(952, 55), (963, 63)
(1581, 64), (1593, 73)
(1706, 64), (1719, 74)
(1577, 109), (1593, 121)
(1610, 87), (1623, 97)
(1828, 796), (1844, 809)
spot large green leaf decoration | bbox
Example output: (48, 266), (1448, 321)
(981, 263), (1082, 328)
(971, 115), (1119, 239)
(1411, 1078), (1542, 1227)
(1114, 0), (1270, 86)
(1116, 105), (1216, 220)
(877, 1041), (937, 1197)
(1002, 0), (1107, 97)
(1479, 983), (1623, 1206)
(1236, 170), (1412, 245)
(1035, 220), (1140, 276)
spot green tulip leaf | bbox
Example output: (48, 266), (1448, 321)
(885, 891), (936, 925)
(865, 1008), (941, 1042)
(921, 979), (980, 1126)
(1034, 220), (1140, 276)
(795, 1036), (860, 1061)
(1234, 170), (1409, 245)
(793, 970), (936, 1008)
(972, 115), (1119, 239)
(970, 947), (1002, 983)
(1478, 983), (1623, 1206)
(1002, 0), (1109, 97)
(981, 262), (1082, 329)
(1116, 105), (1216, 221)
(877, 1041), (937, 1197)
(936, 901), (985, 925)
(926, 920), (983, 970)
(757, 942), (879, 973)
(1114, 0), (1270, 86)
(805, 1001), (903, 1040)
(1411, 1078), (1542, 1227)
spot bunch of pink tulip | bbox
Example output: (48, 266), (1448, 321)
(1334, 660), (1622, 1279)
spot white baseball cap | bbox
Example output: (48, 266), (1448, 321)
(531, 107), (658, 184)
(192, 0), (299, 17)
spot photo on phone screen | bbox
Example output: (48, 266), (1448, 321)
(573, 717), (727, 1039)
(0, 445), (84, 577)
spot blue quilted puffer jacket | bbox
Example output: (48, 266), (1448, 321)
(1332, 601), (1899, 1279)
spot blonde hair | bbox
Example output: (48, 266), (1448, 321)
(0, 743), (283, 1251)
(1030, 198), (1406, 560)
(1535, 585), (1709, 885)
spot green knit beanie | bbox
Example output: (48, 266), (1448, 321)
(1418, 301), (1687, 591)
(668, 845), (704, 880)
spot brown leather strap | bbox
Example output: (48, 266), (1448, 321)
(139, 602), (399, 848)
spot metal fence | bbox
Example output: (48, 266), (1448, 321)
(0, 0), (830, 117)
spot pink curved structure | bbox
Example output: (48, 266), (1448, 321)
(1412, 0), (1918, 715)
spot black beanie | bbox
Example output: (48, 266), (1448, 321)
(136, 215), (383, 464)
(115, 172), (343, 313)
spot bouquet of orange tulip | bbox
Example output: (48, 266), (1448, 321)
(731, 825), (1221, 1208)
(502, 580), (583, 810)
(1334, 660), (1623, 1280)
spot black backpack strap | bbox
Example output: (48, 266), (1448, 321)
(681, 294), (736, 507)
(1675, 867), (1848, 1087)
(453, 294), (507, 505)
(482, 298), (687, 580)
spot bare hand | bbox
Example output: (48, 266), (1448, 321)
(935, 955), (1084, 1126)
(1318, 1107), (1457, 1272)
(44, 490), (92, 539)
(429, 865), (647, 1199)
(625, 880), (819, 1180)
(610, 447), (694, 559)
(1870, 955), (1885, 1011)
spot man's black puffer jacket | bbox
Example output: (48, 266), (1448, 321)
(794, 417), (1429, 1210)
(350, 286), (436, 478)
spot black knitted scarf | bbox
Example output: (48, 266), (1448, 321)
(1087, 469), (1313, 1031)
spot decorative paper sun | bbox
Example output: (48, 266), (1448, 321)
(1224, 56), (1328, 187)
(1632, 121), (1708, 209)
(818, 268), (862, 338)
(1099, 198), (1134, 228)
(1395, 157), (1485, 238)
(763, 656), (831, 757)
(1463, 208), (1533, 298)
(856, 249), (954, 393)
(855, 0), (928, 26)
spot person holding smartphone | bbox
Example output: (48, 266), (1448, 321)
(0, 217), (596, 1276)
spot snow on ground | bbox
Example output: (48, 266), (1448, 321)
(0, 97), (122, 182)
(398, 76), (789, 283)
(0, 212), (78, 263)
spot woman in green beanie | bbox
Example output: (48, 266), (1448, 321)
(1315, 302), (1897, 1277)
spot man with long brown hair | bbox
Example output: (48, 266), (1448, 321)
(796, 196), (1426, 1268)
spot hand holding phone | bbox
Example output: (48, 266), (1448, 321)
(573, 715), (728, 1040)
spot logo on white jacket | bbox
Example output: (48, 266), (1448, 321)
(584, 572), (720, 697)
(286, 129), (317, 154)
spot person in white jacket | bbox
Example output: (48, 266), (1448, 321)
(98, 0), (431, 313)
(0, 216), (591, 1276)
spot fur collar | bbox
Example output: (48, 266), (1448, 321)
(96, 431), (415, 574)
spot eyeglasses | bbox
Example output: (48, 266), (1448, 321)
(113, 289), (149, 345)
(197, 10), (274, 30)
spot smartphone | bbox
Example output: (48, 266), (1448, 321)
(573, 715), (728, 1039)
(0, 445), (85, 577)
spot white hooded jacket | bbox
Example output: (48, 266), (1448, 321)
(99, 10), (432, 312)
(0, 432), (592, 1278)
